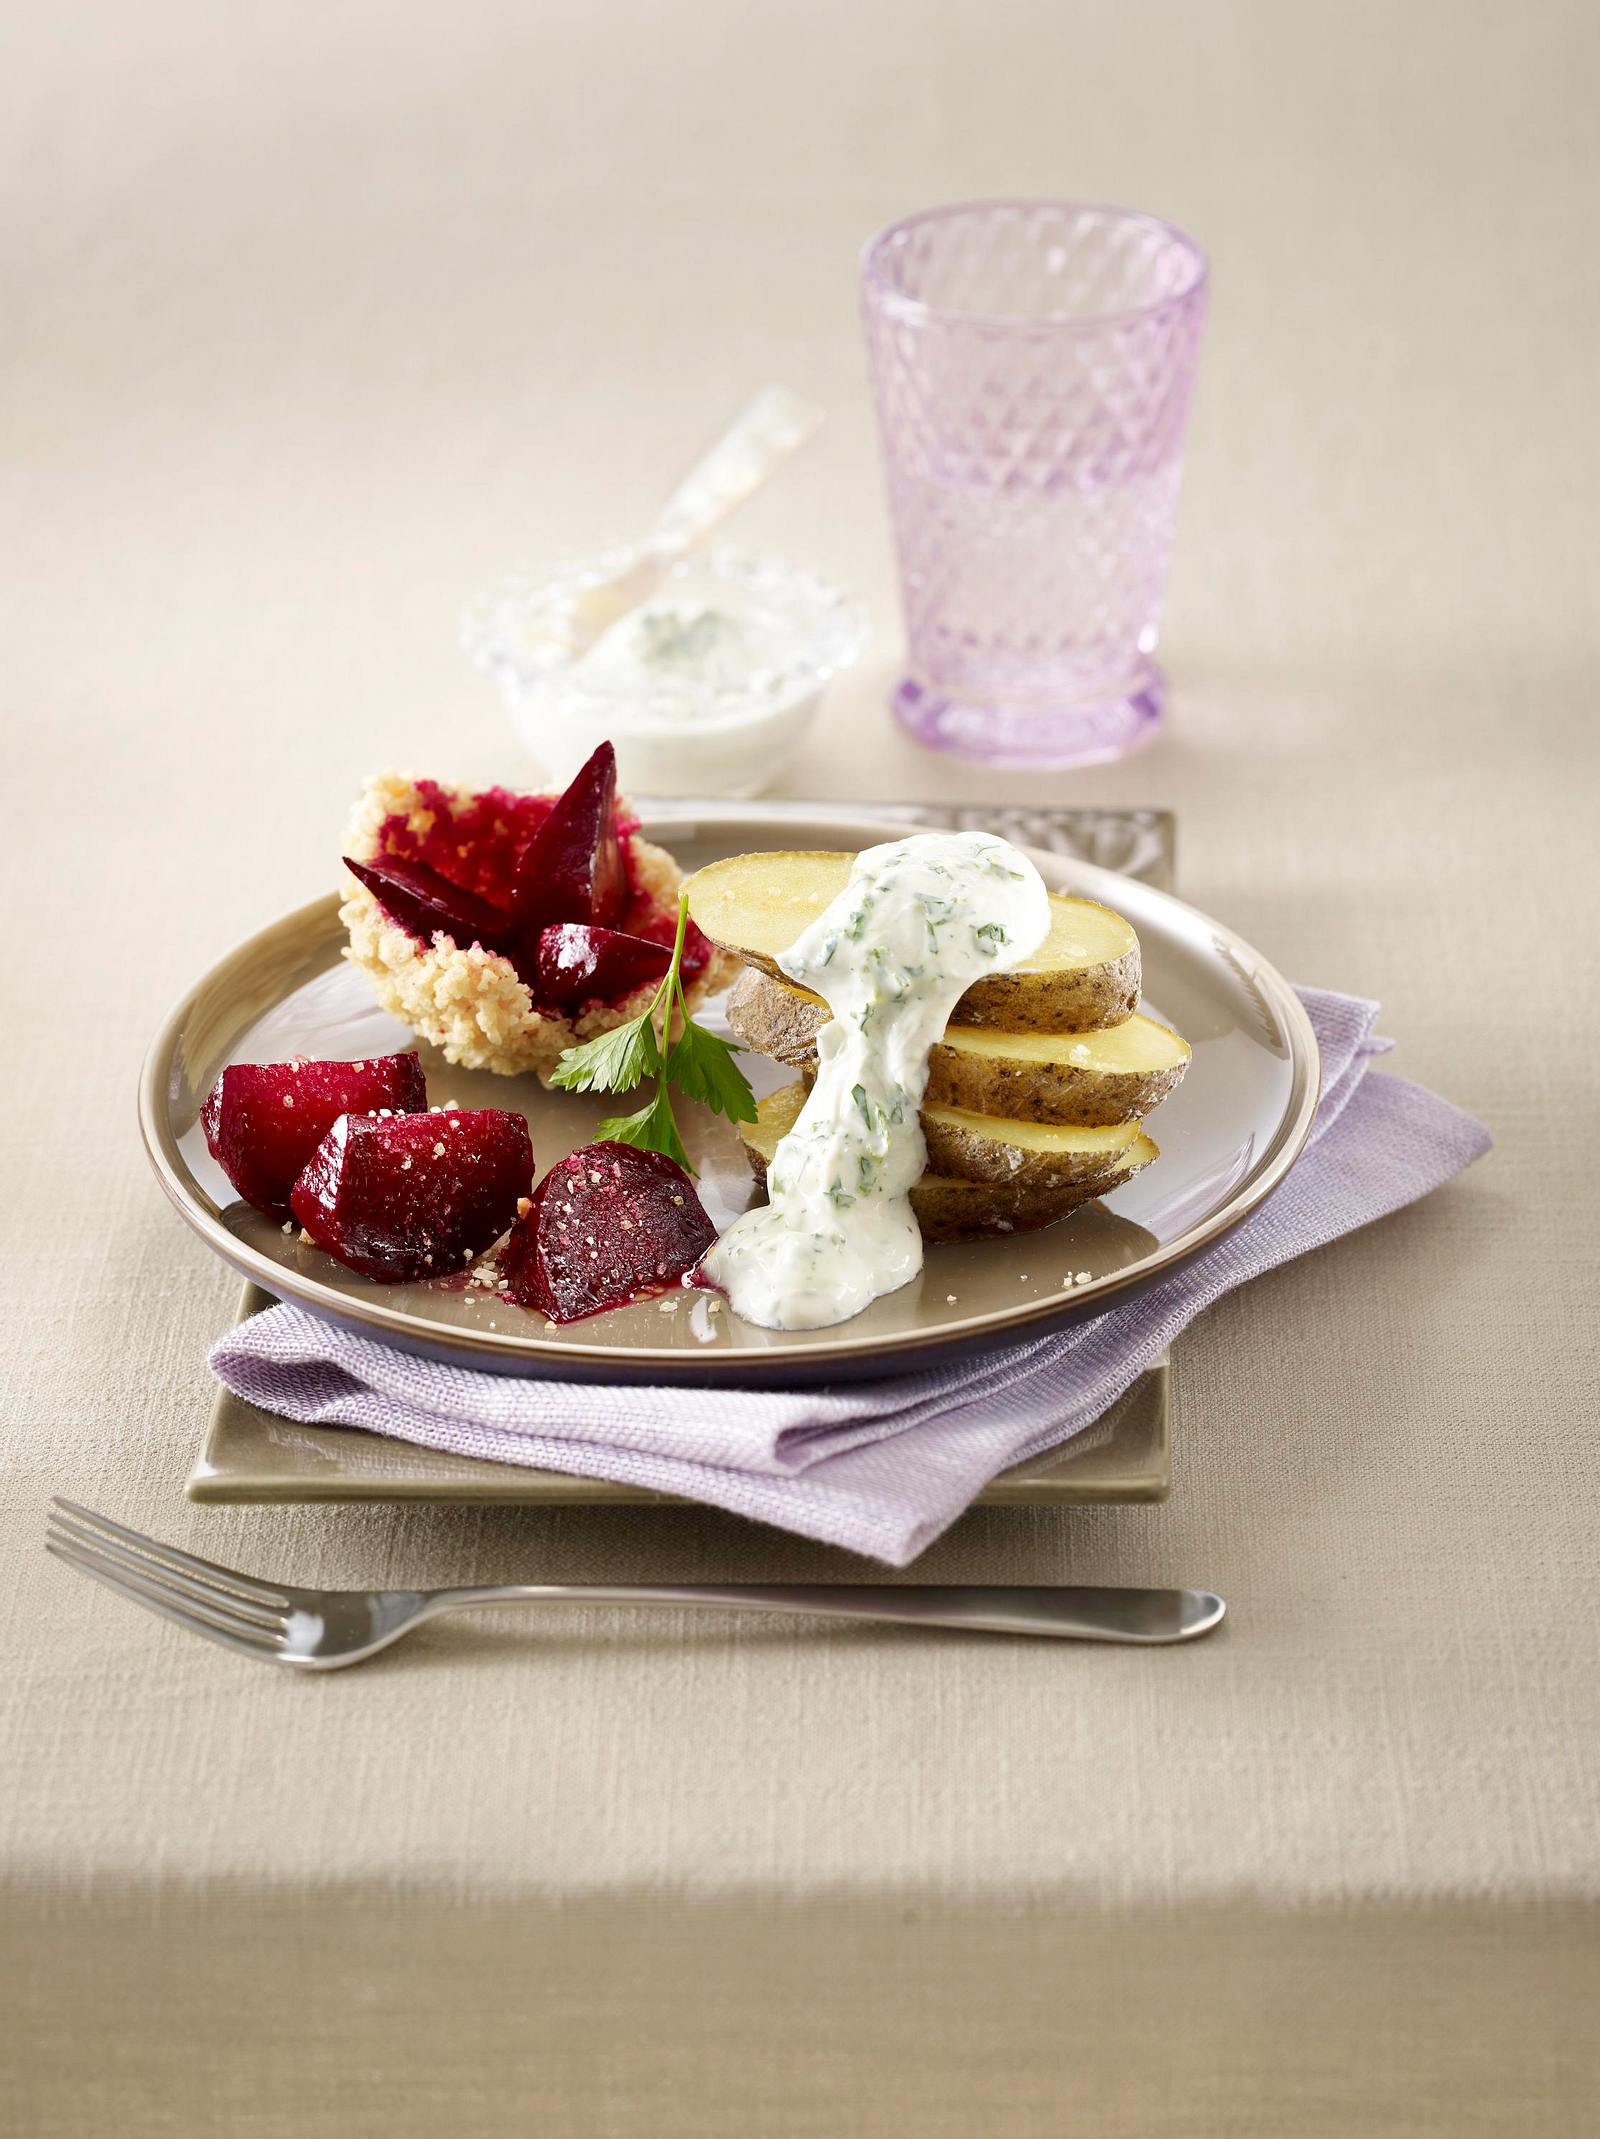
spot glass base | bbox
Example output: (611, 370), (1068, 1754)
(891, 664), (1165, 770)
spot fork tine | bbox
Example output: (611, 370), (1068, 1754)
(46, 1535), (287, 1654)
(47, 1513), (289, 1633)
(50, 1498), (294, 1608)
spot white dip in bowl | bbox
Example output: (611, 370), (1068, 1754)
(465, 547), (866, 798)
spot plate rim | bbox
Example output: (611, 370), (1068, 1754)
(139, 803), (1320, 1377)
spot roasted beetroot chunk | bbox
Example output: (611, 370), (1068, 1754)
(500, 1141), (718, 1322)
(531, 924), (673, 1009)
(342, 854), (514, 957)
(290, 1109), (533, 1283)
(509, 741), (627, 943)
(344, 852), (671, 1012)
(626, 904), (716, 987)
(201, 1052), (427, 1215)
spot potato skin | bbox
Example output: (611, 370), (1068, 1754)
(725, 967), (821, 1067)
(740, 1125), (1111, 1243)
(926, 1046), (1182, 1128)
(738, 1086), (1158, 1243)
(719, 940), (1139, 1034)
(955, 947), (1141, 1033)
(918, 1115), (1137, 1194)
(727, 969), (1186, 1127)
(911, 1179), (1107, 1244)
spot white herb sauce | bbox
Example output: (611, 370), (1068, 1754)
(572, 598), (776, 702)
(702, 831), (1051, 1330)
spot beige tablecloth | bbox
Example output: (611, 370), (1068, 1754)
(4, 3), (1598, 2132)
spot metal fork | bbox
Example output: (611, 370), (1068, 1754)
(45, 1499), (1225, 1668)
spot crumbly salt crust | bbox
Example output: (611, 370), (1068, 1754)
(340, 772), (736, 1080)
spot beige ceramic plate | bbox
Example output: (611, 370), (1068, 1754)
(141, 806), (1318, 1387)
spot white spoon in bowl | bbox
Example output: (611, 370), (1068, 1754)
(564, 384), (824, 648)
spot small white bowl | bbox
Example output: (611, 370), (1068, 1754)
(464, 546), (867, 799)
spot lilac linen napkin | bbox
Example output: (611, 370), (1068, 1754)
(211, 990), (1490, 1565)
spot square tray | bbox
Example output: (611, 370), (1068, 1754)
(189, 803), (1176, 1509)
(191, 1285), (1170, 1505)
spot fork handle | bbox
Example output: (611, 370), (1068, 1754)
(421, 1582), (1224, 1645)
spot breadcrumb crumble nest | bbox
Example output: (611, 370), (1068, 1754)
(340, 772), (737, 1081)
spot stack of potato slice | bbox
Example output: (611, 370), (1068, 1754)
(686, 852), (1190, 1243)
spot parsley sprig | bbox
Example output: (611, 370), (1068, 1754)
(549, 892), (756, 1172)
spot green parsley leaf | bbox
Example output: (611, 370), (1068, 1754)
(666, 1022), (758, 1124)
(548, 1009), (660, 1095)
(550, 888), (757, 1175)
(597, 1085), (691, 1173)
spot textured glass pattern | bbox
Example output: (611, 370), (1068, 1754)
(863, 202), (1207, 767)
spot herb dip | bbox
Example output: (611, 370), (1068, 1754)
(702, 831), (1052, 1330)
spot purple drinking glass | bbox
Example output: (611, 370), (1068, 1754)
(862, 201), (1208, 768)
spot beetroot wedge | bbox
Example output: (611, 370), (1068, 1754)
(291, 1108), (533, 1283)
(500, 1140), (717, 1322)
(508, 741), (627, 944)
(632, 908), (715, 987)
(531, 924), (672, 1009)
(343, 854), (514, 956)
(201, 1052), (427, 1215)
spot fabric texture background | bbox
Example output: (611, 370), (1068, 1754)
(3, 1), (1598, 2133)
(210, 990), (1490, 1563)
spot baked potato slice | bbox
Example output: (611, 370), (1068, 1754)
(686, 850), (1141, 1032)
(726, 968), (1189, 1127)
(738, 1083), (1158, 1244)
